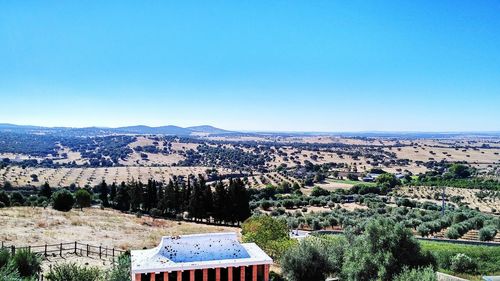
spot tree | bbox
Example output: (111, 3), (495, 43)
(129, 182), (142, 212)
(39, 182), (52, 198)
(242, 215), (290, 256)
(109, 182), (117, 205)
(310, 186), (330, 197)
(10, 192), (25, 206)
(227, 178), (251, 223)
(281, 239), (332, 281)
(188, 177), (205, 221)
(51, 190), (75, 212)
(115, 182), (131, 212)
(0, 190), (11, 207)
(212, 181), (227, 223)
(376, 173), (401, 190)
(98, 180), (109, 207)
(448, 164), (471, 179)
(342, 218), (436, 281)
(75, 189), (92, 210)
(479, 226), (497, 241)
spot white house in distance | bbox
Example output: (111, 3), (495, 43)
(131, 233), (273, 281)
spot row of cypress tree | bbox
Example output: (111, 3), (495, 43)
(97, 175), (251, 225)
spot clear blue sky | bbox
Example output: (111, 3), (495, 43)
(0, 0), (499, 132)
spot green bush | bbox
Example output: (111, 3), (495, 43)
(74, 189), (92, 210)
(342, 218), (436, 281)
(281, 238), (336, 281)
(450, 253), (477, 274)
(445, 227), (460, 239)
(393, 266), (437, 281)
(0, 248), (10, 269)
(10, 192), (25, 206)
(51, 189), (75, 212)
(108, 252), (131, 281)
(10, 249), (41, 278)
(479, 226), (497, 241)
(45, 263), (102, 281)
(0, 263), (23, 281)
(242, 215), (290, 258)
(0, 191), (10, 207)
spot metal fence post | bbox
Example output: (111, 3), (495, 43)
(44, 244), (47, 256)
(74, 242), (77, 254)
(59, 243), (62, 257)
(99, 246), (102, 259)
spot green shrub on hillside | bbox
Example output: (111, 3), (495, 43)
(393, 267), (437, 281)
(0, 248), (10, 269)
(74, 189), (91, 210)
(45, 263), (102, 281)
(450, 253), (477, 274)
(479, 226), (497, 241)
(10, 249), (41, 278)
(51, 189), (74, 212)
(108, 252), (131, 281)
(0, 263), (24, 281)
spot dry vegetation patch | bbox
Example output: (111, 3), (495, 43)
(0, 207), (238, 250)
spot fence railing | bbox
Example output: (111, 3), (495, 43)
(1, 241), (127, 281)
(1, 241), (126, 259)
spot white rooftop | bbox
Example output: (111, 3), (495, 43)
(131, 233), (273, 274)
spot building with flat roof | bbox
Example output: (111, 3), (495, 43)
(131, 233), (273, 281)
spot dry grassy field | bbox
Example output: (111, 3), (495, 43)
(0, 207), (238, 250)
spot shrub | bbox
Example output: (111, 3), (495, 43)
(393, 266), (436, 281)
(10, 249), (41, 277)
(269, 271), (285, 281)
(450, 253), (477, 274)
(342, 218), (436, 281)
(310, 187), (330, 197)
(0, 191), (10, 207)
(45, 263), (102, 281)
(0, 248), (10, 269)
(260, 200), (273, 210)
(417, 224), (431, 237)
(479, 226), (497, 241)
(242, 215), (290, 258)
(51, 189), (75, 212)
(281, 239), (334, 281)
(108, 252), (131, 281)
(10, 192), (25, 206)
(0, 263), (23, 281)
(74, 189), (91, 210)
(445, 227), (460, 239)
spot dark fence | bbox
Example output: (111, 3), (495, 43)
(1, 241), (127, 281)
(1, 241), (126, 259)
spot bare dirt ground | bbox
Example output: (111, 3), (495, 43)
(0, 207), (238, 250)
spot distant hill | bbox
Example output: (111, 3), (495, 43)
(187, 125), (231, 134)
(0, 123), (235, 136)
(116, 125), (193, 135)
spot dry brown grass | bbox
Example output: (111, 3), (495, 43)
(0, 207), (238, 250)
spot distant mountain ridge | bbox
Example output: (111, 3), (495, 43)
(0, 123), (236, 136)
(0, 123), (499, 138)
